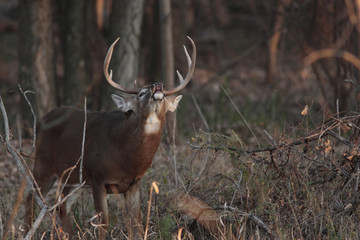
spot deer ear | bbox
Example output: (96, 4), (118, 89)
(167, 95), (183, 112)
(111, 94), (134, 112)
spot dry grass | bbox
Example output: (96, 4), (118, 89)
(1, 105), (360, 239)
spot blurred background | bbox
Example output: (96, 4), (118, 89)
(1, 1), (360, 239)
(0, 0), (358, 140)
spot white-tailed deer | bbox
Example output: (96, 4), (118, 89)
(25, 37), (196, 239)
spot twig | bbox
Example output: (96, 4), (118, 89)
(262, 129), (276, 146)
(18, 84), (37, 149)
(327, 130), (353, 148)
(355, 166), (360, 193)
(191, 94), (211, 177)
(80, 97), (87, 183)
(191, 94), (209, 132)
(216, 206), (271, 235)
(344, 78), (360, 90)
(1, 94), (86, 239)
(336, 99), (340, 135)
(220, 85), (261, 148)
(0, 94), (44, 207)
(188, 114), (358, 156)
(23, 206), (48, 240)
(49, 182), (86, 212)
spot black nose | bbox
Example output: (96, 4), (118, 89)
(152, 83), (164, 93)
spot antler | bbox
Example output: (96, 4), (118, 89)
(103, 38), (140, 94)
(164, 36), (197, 96)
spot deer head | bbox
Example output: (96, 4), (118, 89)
(25, 37), (196, 240)
(103, 37), (195, 134)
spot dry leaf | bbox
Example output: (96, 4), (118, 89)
(340, 123), (351, 133)
(301, 105), (309, 116)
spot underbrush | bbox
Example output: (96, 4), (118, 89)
(146, 111), (360, 239)
(1, 108), (360, 239)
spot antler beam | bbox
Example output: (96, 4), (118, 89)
(164, 36), (197, 96)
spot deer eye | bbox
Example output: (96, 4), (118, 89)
(139, 92), (146, 98)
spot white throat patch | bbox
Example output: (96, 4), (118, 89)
(144, 112), (161, 135)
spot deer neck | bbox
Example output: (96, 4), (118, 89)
(111, 110), (165, 170)
(127, 111), (165, 178)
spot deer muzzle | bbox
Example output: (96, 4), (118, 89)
(152, 83), (164, 101)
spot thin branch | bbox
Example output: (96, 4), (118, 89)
(79, 97), (87, 183)
(0, 94), (45, 207)
(188, 114), (359, 156)
(49, 182), (86, 212)
(23, 206), (48, 240)
(18, 84), (37, 149)
(0, 94), (85, 240)
(304, 48), (360, 70)
(216, 205), (271, 235)
(220, 85), (261, 148)
(191, 94), (209, 132)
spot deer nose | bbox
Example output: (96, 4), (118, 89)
(152, 83), (164, 100)
(152, 83), (164, 92)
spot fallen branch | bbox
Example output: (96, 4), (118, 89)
(216, 205), (271, 235)
(189, 114), (359, 156)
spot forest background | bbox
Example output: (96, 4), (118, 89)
(1, 0), (360, 239)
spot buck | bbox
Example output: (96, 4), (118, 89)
(25, 37), (196, 239)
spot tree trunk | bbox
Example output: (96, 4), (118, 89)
(159, 0), (176, 144)
(102, 0), (145, 110)
(305, 0), (351, 114)
(62, 0), (87, 106)
(18, 0), (56, 120)
(84, 0), (107, 110)
(266, 0), (291, 84)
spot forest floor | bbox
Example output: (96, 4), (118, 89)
(1, 75), (360, 239)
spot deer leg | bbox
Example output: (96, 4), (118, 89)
(92, 184), (108, 240)
(124, 180), (143, 240)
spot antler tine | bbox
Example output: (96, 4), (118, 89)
(104, 38), (140, 94)
(176, 70), (184, 84)
(183, 44), (192, 69)
(164, 36), (196, 96)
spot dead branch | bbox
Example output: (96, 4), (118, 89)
(0, 94), (44, 207)
(188, 114), (359, 158)
(18, 84), (37, 150)
(304, 48), (360, 71)
(215, 205), (271, 235)
(23, 206), (48, 240)
(0, 94), (85, 239)
(79, 97), (87, 183)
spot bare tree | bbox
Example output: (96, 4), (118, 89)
(102, 0), (145, 110)
(304, 0), (354, 113)
(159, 0), (176, 143)
(18, 0), (56, 118)
(266, 0), (291, 84)
(62, 0), (88, 105)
